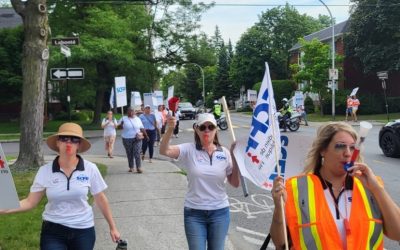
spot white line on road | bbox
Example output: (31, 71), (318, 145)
(236, 226), (267, 237)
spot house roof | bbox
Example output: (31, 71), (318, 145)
(0, 8), (23, 29)
(289, 20), (350, 52)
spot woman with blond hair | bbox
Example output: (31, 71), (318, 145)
(270, 122), (400, 249)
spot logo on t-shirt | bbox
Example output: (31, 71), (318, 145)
(76, 174), (89, 183)
(215, 154), (227, 160)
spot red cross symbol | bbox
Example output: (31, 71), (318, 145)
(247, 152), (260, 164)
(0, 157), (5, 169)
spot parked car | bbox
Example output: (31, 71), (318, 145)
(379, 119), (400, 158)
(178, 102), (197, 120)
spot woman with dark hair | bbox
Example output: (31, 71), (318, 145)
(0, 123), (120, 249)
(270, 122), (400, 249)
(160, 113), (240, 250)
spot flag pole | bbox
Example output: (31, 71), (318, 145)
(221, 96), (249, 197)
(269, 91), (289, 250)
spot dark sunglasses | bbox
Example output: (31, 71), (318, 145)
(198, 124), (216, 132)
(334, 143), (355, 152)
(58, 136), (81, 144)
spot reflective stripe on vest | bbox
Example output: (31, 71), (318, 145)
(353, 178), (383, 249)
(292, 176), (322, 250)
(287, 174), (383, 250)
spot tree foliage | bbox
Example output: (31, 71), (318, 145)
(346, 0), (400, 72)
(230, 4), (330, 92)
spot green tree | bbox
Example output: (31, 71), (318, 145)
(11, 0), (50, 170)
(290, 38), (331, 114)
(346, 0), (400, 72)
(230, 4), (330, 92)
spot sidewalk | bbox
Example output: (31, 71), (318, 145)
(83, 154), (235, 250)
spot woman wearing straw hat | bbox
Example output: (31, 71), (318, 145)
(0, 122), (120, 250)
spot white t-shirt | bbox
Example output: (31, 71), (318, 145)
(118, 116), (144, 139)
(101, 117), (117, 136)
(177, 143), (233, 210)
(154, 111), (163, 129)
(30, 156), (107, 229)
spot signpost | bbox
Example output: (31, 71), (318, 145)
(50, 68), (84, 80)
(377, 71), (389, 121)
(51, 37), (80, 46)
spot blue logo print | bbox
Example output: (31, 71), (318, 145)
(76, 174), (89, 183)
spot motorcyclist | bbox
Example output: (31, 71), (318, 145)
(212, 100), (222, 120)
(279, 98), (292, 132)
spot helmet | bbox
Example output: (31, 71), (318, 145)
(213, 100), (218, 104)
(282, 98), (288, 103)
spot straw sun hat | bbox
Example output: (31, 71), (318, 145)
(46, 123), (91, 153)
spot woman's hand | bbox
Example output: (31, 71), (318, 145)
(348, 163), (382, 192)
(272, 176), (287, 206)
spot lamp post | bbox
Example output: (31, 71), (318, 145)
(318, 0), (336, 120)
(183, 63), (205, 110)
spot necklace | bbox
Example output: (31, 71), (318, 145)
(322, 178), (351, 236)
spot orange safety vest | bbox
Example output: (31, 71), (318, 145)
(285, 174), (383, 250)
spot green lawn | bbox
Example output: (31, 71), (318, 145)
(0, 163), (107, 250)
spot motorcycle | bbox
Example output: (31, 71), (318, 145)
(216, 114), (228, 130)
(276, 111), (301, 132)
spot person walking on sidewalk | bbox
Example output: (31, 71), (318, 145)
(118, 107), (148, 173)
(0, 123), (121, 250)
(345, 95), (353, 121)
(160, 113), (240, 250)
(351, 95), (360, 122)
(101, 110), (118, 158)
(139, 105), (158, 163)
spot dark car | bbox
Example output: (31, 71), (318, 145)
(379, 119), (400, 158)
(178, 102), (197, 120)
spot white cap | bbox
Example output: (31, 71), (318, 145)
(144, 104), (151, 109)
(196, 113), (217, 127)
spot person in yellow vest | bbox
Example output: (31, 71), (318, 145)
(270, 122), (400, 249)
(212, 100), (222, 119)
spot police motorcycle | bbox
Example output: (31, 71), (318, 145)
(216, 113), (228, 130)
(276, 111), (301, 132)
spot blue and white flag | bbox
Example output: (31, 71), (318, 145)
(234, 62), (283, 190)
(109, 87), (115, 109)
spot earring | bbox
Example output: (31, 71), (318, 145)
(321, 155), (325, 165)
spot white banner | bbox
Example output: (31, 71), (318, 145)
(0, 143), (20, 209)
(143, 93), (157, 109)
(109, 87), (115, 109)
(167, 86), (174, 100)
(130, 91), (142, 109)
(294, 91), (304, 108)
(247, 89), (257, 102)
(114, 76), (127, 108)
(233, 63), (282, 190)
(350, 87), (359, 97)
(154, 90), (164, 106)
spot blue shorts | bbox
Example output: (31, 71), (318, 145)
(346, 107), (352, 114)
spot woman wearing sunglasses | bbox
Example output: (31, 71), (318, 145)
(0, 123), (120, 250)
(270, 122), (400, 249)
(160, 113), (240, 250)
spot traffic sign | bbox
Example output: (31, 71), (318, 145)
(377, 71), (388, 80)
(51, 37), (80, 46)
(60, 44), (71, 57)
(329, 68), (338, 80)
(50, 68), (84, 80)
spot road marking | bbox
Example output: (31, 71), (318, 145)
(236, 226), (275, 248)
(236, 226), (267, 237)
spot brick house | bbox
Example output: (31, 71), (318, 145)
(288, 20), (400, 97)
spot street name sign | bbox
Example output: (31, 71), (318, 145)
(50, 68), (84, 80)
(377, 71), (388, 80)
(51, 37), (80, 46)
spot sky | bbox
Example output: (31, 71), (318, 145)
(194, 0), (352, 45)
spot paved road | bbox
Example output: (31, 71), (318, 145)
(2, 113), (400, 249)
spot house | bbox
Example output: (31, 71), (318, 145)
(0, 7), (22, 29)
(289, 20), (400, 97)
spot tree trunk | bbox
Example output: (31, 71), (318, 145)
(92, 88), (105, 125)
(11, 0), (49, 171)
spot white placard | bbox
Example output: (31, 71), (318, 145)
(114, 76), (127, 108)
(247, 89), (257, 102)
(154, 90), (164, 106)
(294, 91), (304, 107)
(143, 93), (156, 109)
(0, 143), (20, 209)
(130, 91), (142, 109)
(167, 86), (174, 100)
(350, 87), (359, 97)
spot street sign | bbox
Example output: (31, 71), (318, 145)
(60, 44), (71, 57)
(329, 68), (338, 80)
(50, 68), (84, 80)
(377, 71), (388, 80)
(51, 37), (80, 46)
